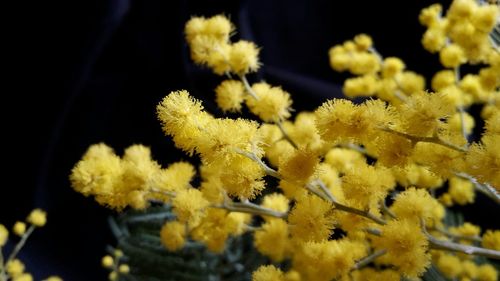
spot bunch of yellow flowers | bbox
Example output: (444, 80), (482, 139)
(70, 0), (500, 280)
(0, 209), (62, 281)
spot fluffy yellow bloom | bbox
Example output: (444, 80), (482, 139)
(366, 133), (414, 167)
(252, 265), (285, 281)
(101, 255), (114, 268)
(471, 4), (498, 32)
(214, 155), (266, 200)
(328, 45), (351, 72)
(342, 75), (378, 98)
(13, 221), (26, 236)
(172, 188), (209, 226)
(119, 264), (130, 274)
(121, 144), (160, 195)
(245, 82), (292, 122)
(353, 268), (401, 281)
(485, 111), (500, 136)
(462, 260), (479, 280)
(6, 259), (25, 277)
(440, 44), (466, 68)
(0, 224), (8, 246)
(412, 141), (466, 178)
(293, 239), (367, 281)
(215, 80), (245, 112)
(279, 149), (319, 185)
(447, 112), (475, 136)
(477, 264), (498, 281)
(432, 70), (456, 91)
(261, 193), (289, 214)
(341, 164), (394, 209)
(450, 222), (481, 239)
(27, 209), (46, 227)
(460, 74), (488, 102)
(266, 140), (295, 168)
(479, 67), (500, 91)
(226, 212), (252, 235)
(350, 53), (381, 75)
(437, 254), (462, 279)
(419, 4), (443, 27)
(391, 188), (443, 225)
(157, 90), (211, 155)
(287, 112), (325, 152)
(185, 15), (232, 44)
(288, 194), (334, 242)
(482, 230), (500, 251)
(400, 91), (455, 136)
(12, 273), (33, 281)
(229, 40), (260, 74)
(391, 164), (443, 189)
(448, 177), (475, 205)
(324, 148), (366, 173)
(448, 0), (477, 20)
(190, 209), (233, 253)
(153, 161), (195, 193)
(382, 57), (405, 78)
(422, 27), (446, 53)
(70, 143), (123, 197)
(160, 221), (186, 251)
(279, 180), (307, 200)
(197, 118), (260, 162)
(315, 99), (394, 144)
(466, 135), (500, 190)
(254, 219), (289, 262)
(353, 34), (373, 51)
(372, 219), (430, 278)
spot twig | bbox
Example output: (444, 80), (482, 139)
(457, 106), (469, 142)
(239, 74), (259, 100)
(455, 172), (500, 204)
(380, 200), (397, 219)
(380, 127), (468, 153)
(213, 201), (287, 219)
(315, 180), (387, 225)
(277, 121), (298, 149)
(353, 249), (387, 270)
(7, 225), (36, 263)
(235, 149), (282, 179)
(433, 226), (482, 243)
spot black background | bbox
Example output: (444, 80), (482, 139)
(4, 0), (497, 280)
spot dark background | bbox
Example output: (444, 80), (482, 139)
(4, 0), (497, 280)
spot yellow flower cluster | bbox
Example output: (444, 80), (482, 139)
(101, 249), (130, 281)
(70, 2), (500, 280)
(0, 210), (62, 281)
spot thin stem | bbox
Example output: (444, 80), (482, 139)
(0, 247), (6, 281)
(353, 249), (387, 270)
(239, 75), (259, 100)
(7, 225), (35, 263)
(277, 121), (298, 149)
(422, 220), (500, 259)
(315, 180), (387, 225)
(433, 226), (482, 243)
(428, 234), (500, 259)
(380, 127), (468, 153)
(213, 201), (287, 219)
(235, 149), (282, 179)
(455, 172), (500, 204)
(381, 200), (397, 219)
(365, 227), (382, 236)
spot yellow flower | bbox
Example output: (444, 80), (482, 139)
(43, 277), (63, 281)
(254, 219), (289, 262)
(422, 27), (446, 53)
(215, 80), (245, 112)
(482, 230), (500, 251)
(118, 264), (130, 274)
(477, 264), (498, 281)
(252, 265), (285, 281)
(101, 255), (114, 268)
(440, 44), (466, 68)
(229, 40), (260, 74)
(288, 194), (334, 242)
(245, 82), (292, 122)
(466, 135), (500, 190)
(13, 221), (26, 236)
(12, 273), (33, 281)
(160, 221), (186, 251)
(448, 0), (477, 20)
(350, 53), (381, 75)
(27, 209), (47, 227)
(279, 149), (319, 185)
(6, 259), (25, 277)
(419, 4), (443, 27)
(448, 177), (475, 205)
(342, 75), (378, 98)
(0, 224), (8, 246)
(372, 219), (430, 278)
(437, 254), (462, 279)
(261, 193), (290, 214)
(382, 57), (405, 78)
(324, 148), (366, 173)
(470, 4), (498, 32)
(293, 239), (366, 281)
(432, 70), (456, 91)
(353, 34), (373, 51)
(391, 188), (443, 225)
(172, 188), (209, 226)
(190, 209), (233, 253)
